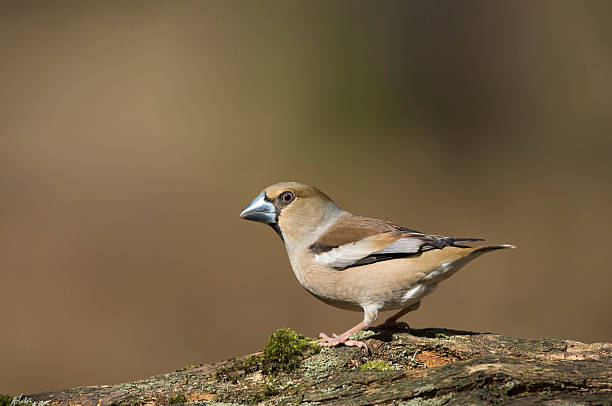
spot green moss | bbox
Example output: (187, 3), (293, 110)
(168, 393), (187, 404)
(215, 328), (320, 382)
(0, 395), (12, 406)
(241, 353), (264, 372)
(261, 328), (321, 375)
(360, 360), (394, 371)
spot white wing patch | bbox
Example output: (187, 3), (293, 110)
(373, 238), (423, 254)
(314, 235), (424, 269)
(314, 235), (386, 268)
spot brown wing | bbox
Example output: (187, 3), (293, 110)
(310, 215), (400, 253)
(311, 213), (483, 270)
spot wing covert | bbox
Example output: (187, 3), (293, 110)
(310, 214), (483, 270)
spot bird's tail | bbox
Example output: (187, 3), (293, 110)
(457, 244), (516, 265)
(418, 243), (515, 284)
(452, 243), (516, 269)
(472, 244), (517, 253)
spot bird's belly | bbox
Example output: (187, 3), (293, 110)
(294, 256), (459, 312)
(334, 258), (456, 311)
(301, 271), (439, 312)
(304, 279), (439, 313)
(306, 290), (363, 312)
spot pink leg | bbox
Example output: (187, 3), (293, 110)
(318, 321), (368, 351)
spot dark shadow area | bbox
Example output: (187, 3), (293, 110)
(409, 326), (485, 338)
(368, 325), (484, 342)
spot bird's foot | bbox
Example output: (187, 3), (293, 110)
(318, 332), (368, 352)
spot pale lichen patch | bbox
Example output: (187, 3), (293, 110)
(349, 329), (377, 341)
(397, 393), (454, 405)
(302, 351), (345, 381)
(467, 363), (506, 374)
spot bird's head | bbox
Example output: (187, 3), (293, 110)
(239, 182), (341, 243)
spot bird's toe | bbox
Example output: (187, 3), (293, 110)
(343, 339), (369, 352)
(317, 332), (369, 352)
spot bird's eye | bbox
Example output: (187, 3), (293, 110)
(280, 191), (295, 204)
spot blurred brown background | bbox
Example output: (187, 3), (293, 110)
(1, 0), (611, 395)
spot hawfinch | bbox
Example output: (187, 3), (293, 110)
(239, 182), (514, 349)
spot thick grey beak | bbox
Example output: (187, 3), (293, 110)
(239, 192), (276, 224)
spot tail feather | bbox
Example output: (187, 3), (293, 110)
(453, 243), (516, 268)
(461, 244), (516, 263)
(473, 244), (516, 253)
(417, 243), (515, 284)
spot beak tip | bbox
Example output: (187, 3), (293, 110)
(239, 192), (276, 224)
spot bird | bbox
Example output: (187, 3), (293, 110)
(239, 182), (515, 350)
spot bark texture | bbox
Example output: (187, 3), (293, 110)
(28, 327), (612, 405)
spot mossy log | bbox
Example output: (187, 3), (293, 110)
(26, 327), (612, 405)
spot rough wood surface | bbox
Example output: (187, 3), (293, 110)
(28, 327), (612, 405)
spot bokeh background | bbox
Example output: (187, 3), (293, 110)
(1, 0), (611, 395)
